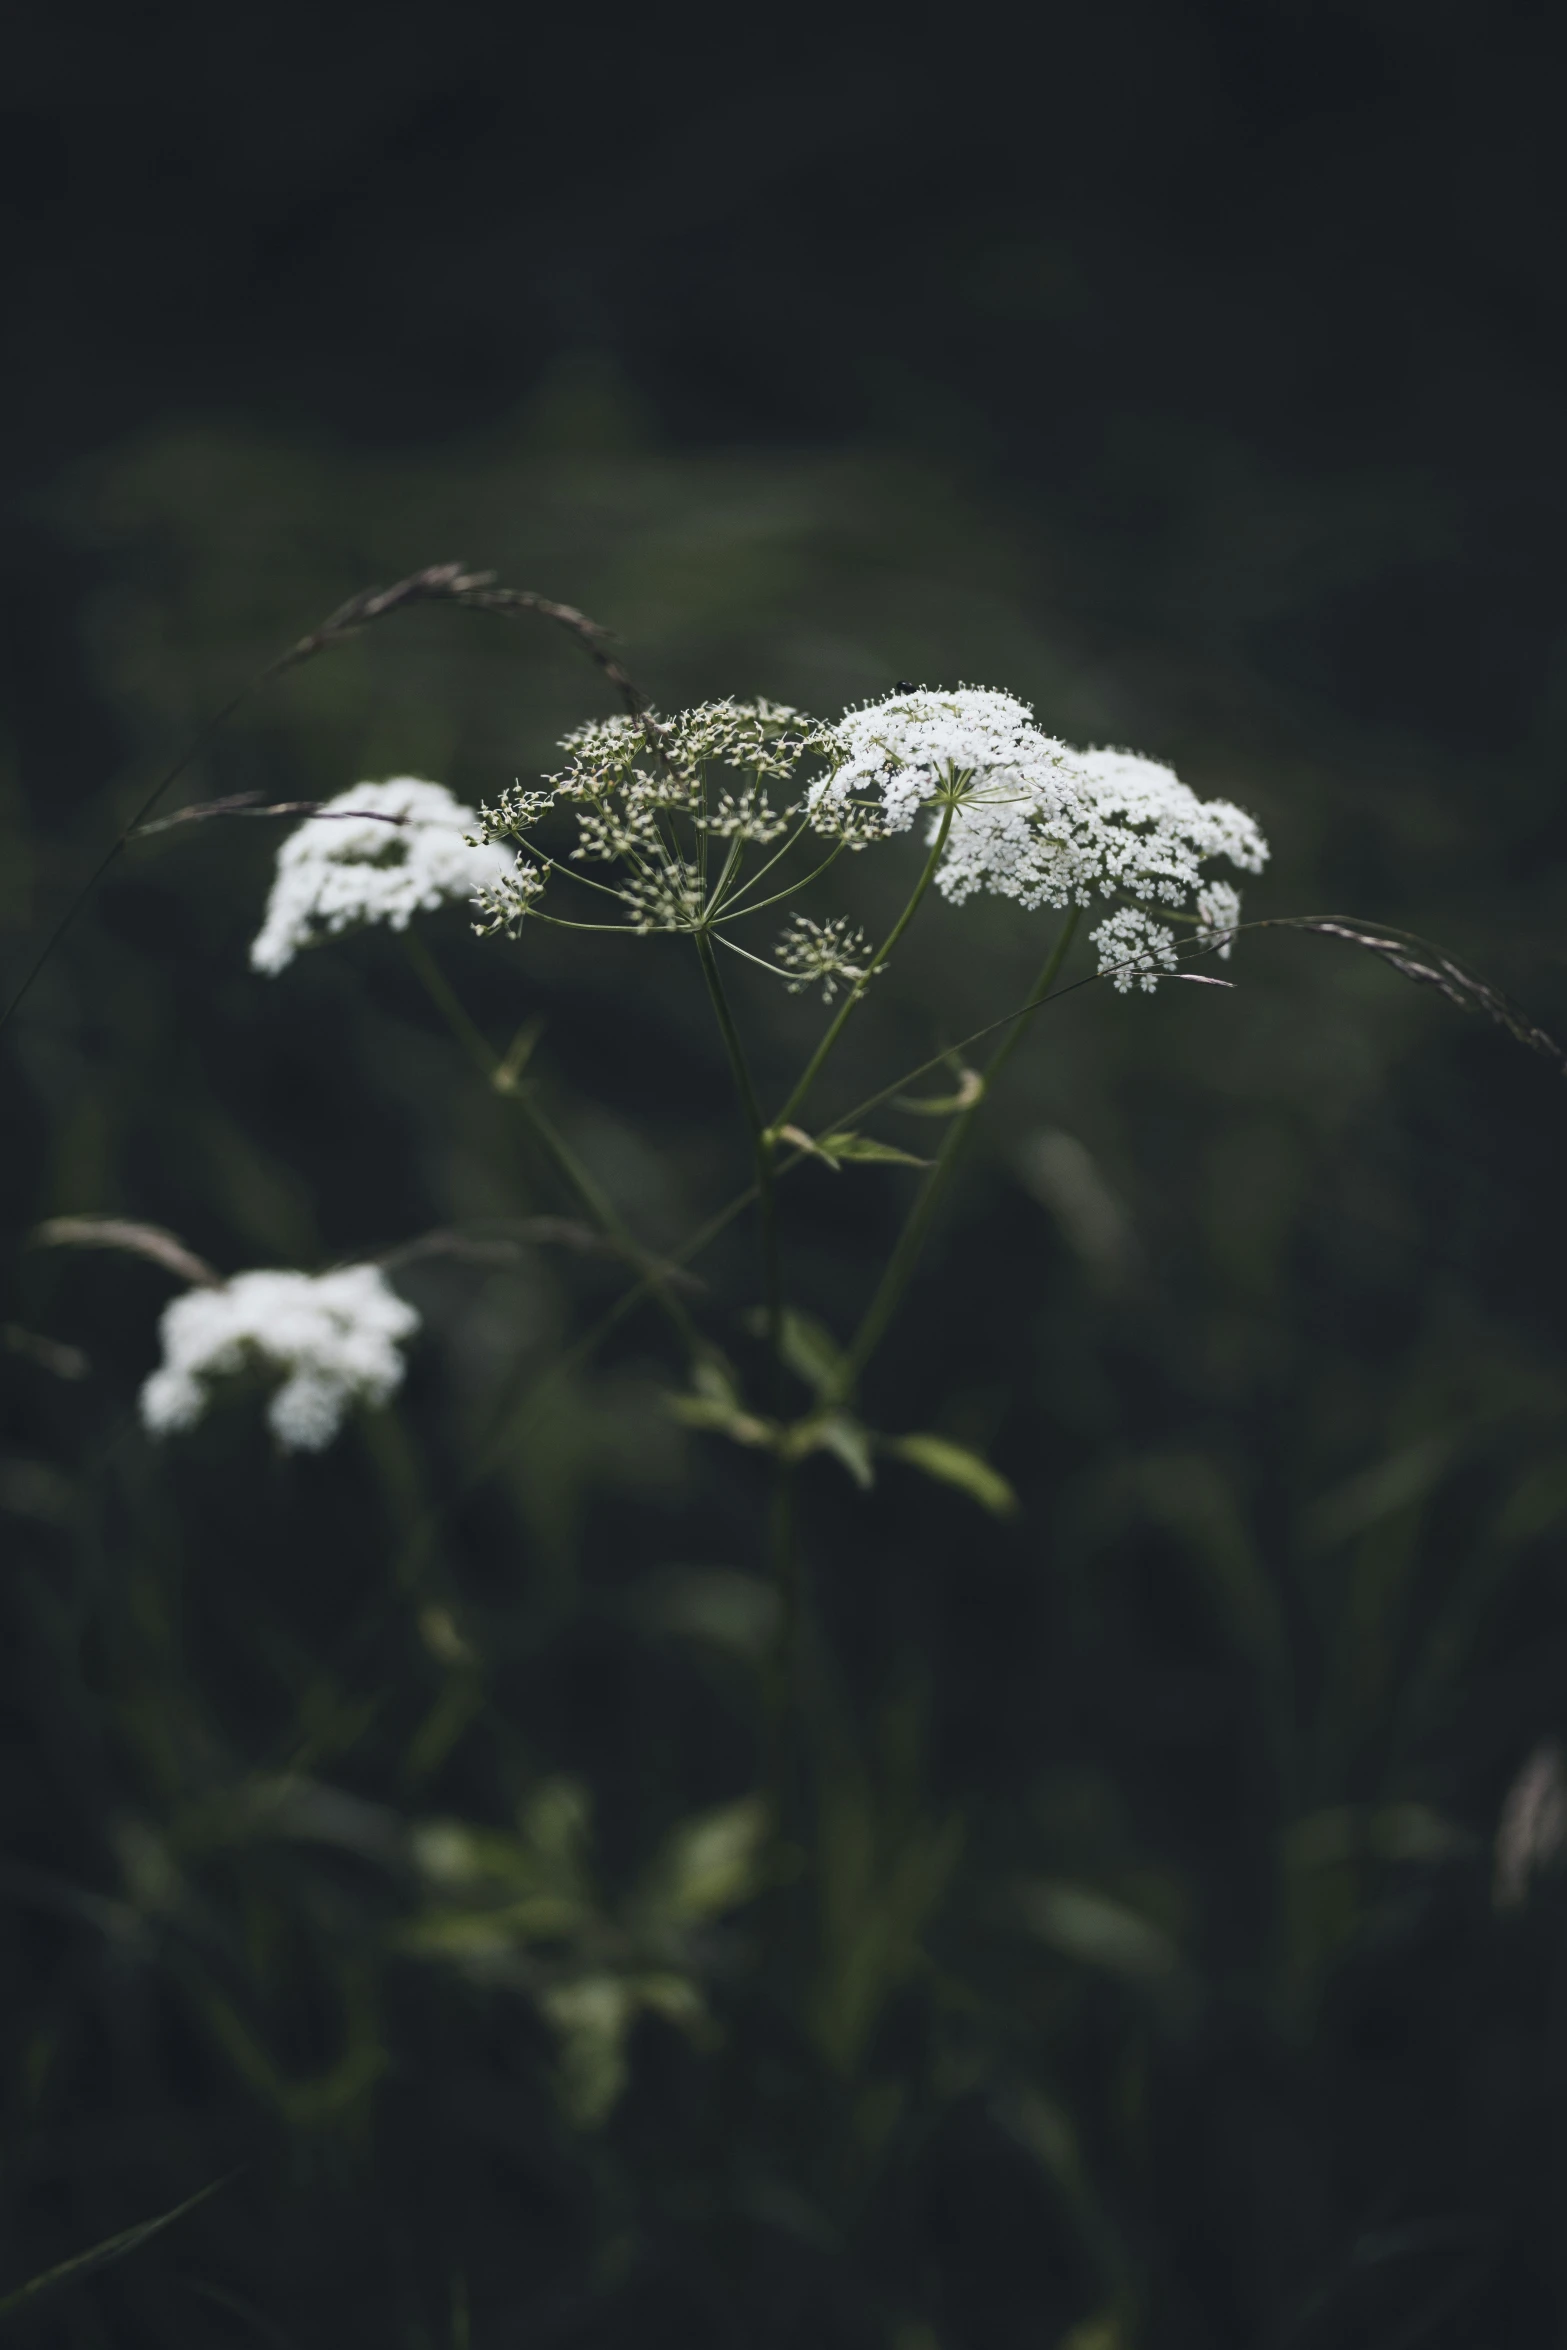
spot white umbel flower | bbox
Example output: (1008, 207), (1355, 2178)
(140, 1264), (420, 1452)
(809, 687), (1082, 841)
(813, 690), (1268, 991)
(936, 745), (1266, 917)
(250, 778), (512, 973)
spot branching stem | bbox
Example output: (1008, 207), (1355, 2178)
(831, 907), (1081, 1402)
(693, 930), (783, 1407)
(402, 933), (700, 1355)
(770, 800), (956, 1135)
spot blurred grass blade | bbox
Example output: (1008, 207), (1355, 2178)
(818, 1130), (933, 1168)
(886, 1433), (1018, 1518)
(32, 1214), (220, 1288)
(184, 2277), (299, 2350)
(0, 2177), (232, 2322)
(1016, 1878), (1182, 1983)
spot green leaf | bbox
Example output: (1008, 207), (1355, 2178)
(1058, 2311), (1125, 2350)
(806, 1412), (877, 1490)
(818, 1132), (933, 1169)
(637, 1566), (781, 1659)
(773, 1123), (844, 1170)
(779, 1310), (846, 1395)
(539, 1974), (635, 2126)
(540, 1972), (707, 2127)
(1016, 1879), (1181, 1982)
(891, 1067), (985, 1117)
(668, 1392), (774, 1446)
(886, 1433), (1018, 1517)
(0, 2177), (232, 2323)
(490, 1014), (545, 1095)
(741, 1307), (845, 1397)
(639, 1795), (767, 1926)
(666, 1355), (773, 1445)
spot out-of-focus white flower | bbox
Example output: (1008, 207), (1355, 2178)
(1195, 878), (1243, 960)
(140, 1264), (420, 1451)
(251, 778), (512, 973)
(812, 690), (1268, 991)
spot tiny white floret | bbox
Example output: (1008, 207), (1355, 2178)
(140, 1264), (420, 1452)
(251, 778), (513, 973)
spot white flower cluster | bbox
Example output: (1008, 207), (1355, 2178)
(773, 914), (879, 1002)
(810, 688), (1084, 840)
(471, 857), (547, 940)
(808, 689), (1268, 990)
(251, 778), (512, 974)
(140, 1264), (420, 1452)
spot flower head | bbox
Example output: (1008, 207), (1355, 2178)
(140, 1264), (420, 1451)
(813, 689), (1268, 991)
(251, 778), (512, 973)
(1088, 906), (1183, 995)
(774, 914), (880, 1002)
(471, 857), (547, 940)
(808, 686), (1079, 842)
(475, 702), (832, 937)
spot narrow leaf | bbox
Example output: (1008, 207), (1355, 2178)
(887, 1433), (1018, 1517)
(773, 1123), (841, 1169)
(0, 2177), (231, 2322)
(639, 1795), (767, 1925)
(810, 1412), (877, 1490)
(667, 1393), (774, 1448)
(667, 1358), (774, 1448)
(818, 1132), (933, 1168)
(779, 1310), (845, 1395)
(491, 1016), (545, 1095)
(1016, 1879), (1180, 1982)
(891, 1067), (985, 1117)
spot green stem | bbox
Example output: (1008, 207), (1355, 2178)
(762, 1457), (802, 1841)
(769, 800), (956, 1136)
(693, 928), (783, 1408)
(691, 933), (801, 1836)
(402, 932), (700, 1354)
(395, 933), (1105, 1585)
(831, 907), (1080, 1402)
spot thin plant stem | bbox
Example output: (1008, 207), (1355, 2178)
(688, 930), (803, 1820)
(761, 1456), (803, 1846)
(402, 932), (701, 1356)
(478, 931), (1110, 1460)
(693, 929), (783, 1406)
(717, 832), (845, 921)
(394, 926), (1141, 1582)
(769, 800), (956, 1135)
(832, 907), (1081, 1402)
(709, 811), (815, 912)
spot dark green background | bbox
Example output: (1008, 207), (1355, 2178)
(5, 4), (1567, 2343)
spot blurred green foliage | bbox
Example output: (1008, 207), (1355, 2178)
(6, 366), (1567, 2350)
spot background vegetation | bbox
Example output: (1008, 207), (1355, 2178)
(6, 4), (1567, 2342)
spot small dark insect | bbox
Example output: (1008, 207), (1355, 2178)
(894, 678), (918, 692)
